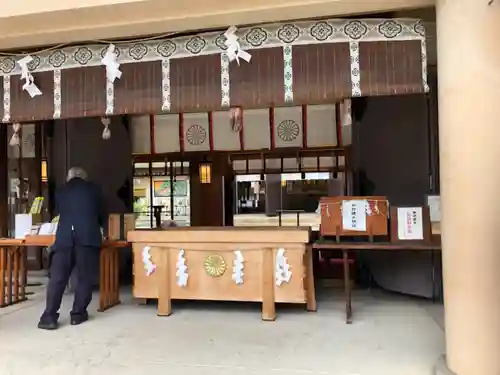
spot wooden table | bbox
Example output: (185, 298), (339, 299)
(2, 236), (128, 312)
(312, 241), (442, 324)
(0, 239), (28, 308)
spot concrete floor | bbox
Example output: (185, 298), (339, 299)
(0, 280), (445, 375)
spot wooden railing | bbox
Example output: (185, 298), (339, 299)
(276, 209), (306, 226)
(0, 244), (27, 307)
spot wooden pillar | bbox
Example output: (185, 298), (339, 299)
(157, 247), (172, 316)
(437, 1), (500, 374)
(33, 122), (43, 269)
(0, 124), (8, 237)
(261, 247), (276, 321)
(34, 123), (42, 197)
(265, 174), (281, 216)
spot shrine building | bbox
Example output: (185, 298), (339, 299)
(0, 0), (496, 374)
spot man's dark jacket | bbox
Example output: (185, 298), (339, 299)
(53, 178), (107, 249)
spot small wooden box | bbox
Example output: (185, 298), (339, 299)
(390, 206), (432, 244)
(319, 196), (388, 237)
(108, 213), (136, 240)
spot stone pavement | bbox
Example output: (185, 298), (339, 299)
(0, 285), (444, 375)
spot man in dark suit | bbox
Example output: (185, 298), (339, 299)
(38, 167), (107, 330)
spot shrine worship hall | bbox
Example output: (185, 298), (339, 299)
(0, 16), (441, 326)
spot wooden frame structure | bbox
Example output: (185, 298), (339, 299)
(0, 235), (129, 312)
(0, 239), (26, 307)
(314, 202), (441, 324)
(313, 240), (441, 324)
(0, 17), (434, 324)
(0, 16), (429, 239)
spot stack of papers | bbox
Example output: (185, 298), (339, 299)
(38, 222), (58, 236)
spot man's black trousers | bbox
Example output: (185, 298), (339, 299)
(40, 245), (100, 323)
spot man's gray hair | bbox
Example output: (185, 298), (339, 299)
(67, 167), (88, 182)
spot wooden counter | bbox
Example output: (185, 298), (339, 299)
(11, 236), (127, 312)
(128, 227), (316, 321)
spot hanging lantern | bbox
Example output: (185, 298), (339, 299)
(101, 117), (111, 140)
(229, 106), (242, 133)
(9, 123), (21, 146)
(199, 163), (212, 184)
(41, 159), (48, 183)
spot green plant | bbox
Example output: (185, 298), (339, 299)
(133, 199), (148, 214)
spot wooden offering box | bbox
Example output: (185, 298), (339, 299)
(320, 196), (388, 238)
(108, 213), (136, 240)
(128, 227), (316, 321)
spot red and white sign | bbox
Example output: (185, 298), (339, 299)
(397, 207), (424, 240)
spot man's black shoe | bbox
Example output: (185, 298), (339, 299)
(70, 315), (89, 326)
(37, 321), (58, 330)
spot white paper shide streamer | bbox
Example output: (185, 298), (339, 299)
(176, 249), (188, 287)
(101, 117), (111, 140)
(365, 200), (380, 216)
(17, 56), (42, 98)
(224, 26), (251, 65)
(101, 44), (122, 83)
(275, 248), (292, 286)
(232, 250), (245, 285)
(9, 123), (21, 146)
(141, 246), (156, 276)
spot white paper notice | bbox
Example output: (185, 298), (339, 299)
(397, 207), (424, 240)
(426, 195), (441, 223)
(341, 200), (367, 231)
(38, 222), (58, 235)
(15, 214), (32, 239)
